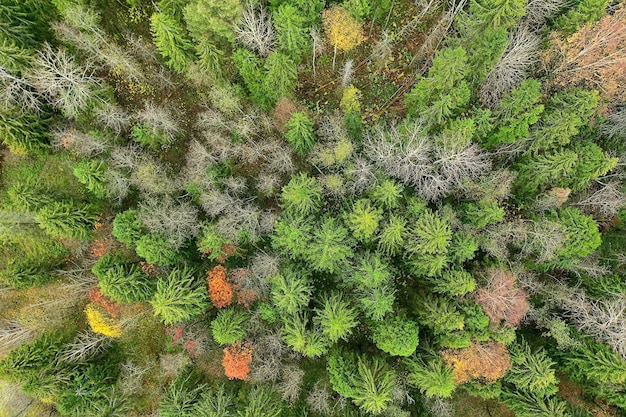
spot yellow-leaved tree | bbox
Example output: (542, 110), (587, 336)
(322, 6), (365, 68)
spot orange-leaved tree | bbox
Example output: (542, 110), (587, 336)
(442, 340), (511, 384)
(322, 6), (365, 68)
(208, 265), (234, 308)
(475, 268), (529, 326)
(222, 342), (253, 380)
(546, 2), (626, 102)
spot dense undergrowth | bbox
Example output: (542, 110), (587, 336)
(1, 0), (626, 416)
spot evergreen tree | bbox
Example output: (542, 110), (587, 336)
(211, 308), (248, 345)
(531, 89), (599, 151)
(97, 263), (155, 304)
(556, 0), (610, 33)
(484, 79), (544, 147)
(263, 52), (298, 103)
(150, 12), (194, 73)
(151, 267), (208, 325)
(135, 233), (180, 266)
(280, 173), (323, 216)
(73, 159), (108, 199)
(274, 4), (310, 59)
(112, 210), (144, 249)
(432, 269), (476, 296)
(405, 47), (471, 124)
(35, 201), (96, 240)
(284, 112), (315, 155)
(505, 339), (558, 396)
(307, 217), (353, 273)
(0, 108), (49, 155)
(371, 313), (419, 357)
(184, 0), (242, 46)
(345, 199), (382, 242)
(352, 356), (396, 414)
(271, 268), (313, 316)
(378, 214), (407, 256)
(405, 356), (456, 398)
(315, 293), (358, 343)
(272, 216), (313, 259)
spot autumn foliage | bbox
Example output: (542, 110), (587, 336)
(208, 265), (234, 308)
(547, 2), (626, 102)
(322, 6), (365, 53)
(442, 340), (512, 384)
(222, 342), (253, 380)
(475, 268), (529, 326)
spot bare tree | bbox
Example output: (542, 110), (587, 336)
(482, 219), (565, 262)
(110, 144), (144, 171)
(256, 173), (281, 196)
(0, 320), (35, 355)
(0, 66), (42, 113)
(603, 107), (626, 139)
(59, 331), (111, 364)
(523, 0), (568, 27)
(310, 27), (325, 78)
(306, 383), (331, 415)
(94, 103), (131, 135)
(371, 32), (393, 70)
(215, 203), (265, 243)
(139, 102), (180, 144)
(365, 122), (491, 201)
(410, 0), (466, 66)
(29, 43), (99, 118)
(119, 360), (154, 395)
(265, 140), (295, 174)
(199, 188), (240, 217)
(104, 168), (131, 204)
(563, 255), (611, 279)
(340, 59), (354, 89)
(250, 331), (285, 383)
(558, 290), (626, 358)
(51, 127), (109, 156)
(248, 252), (280, 297)
(131, 158), (176, 195)
(0, 381), (35, 417)
(236, 6), (276, 57)
(424, 396), (454, 417)
(53, 4), (144, 82)
(575, 181), (626, 217)
(223, 176), (249, 196)
(345, 157), (378, 196)
(479, 26), (541, 107)
(138, 198), (199, 249)
(459, 168), (517, 202)
(278, 365), (304, 404)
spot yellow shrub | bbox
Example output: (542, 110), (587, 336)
(85, 303), (122, 338)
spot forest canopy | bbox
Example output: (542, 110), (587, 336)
(1, 0), (626, 416)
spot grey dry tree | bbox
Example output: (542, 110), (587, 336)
(575, 181), (626, 217)
(29, 43), (100, 118)
(236, 6), (276, 57)
(139, 102), (181, 145)
(0, 65), (42, 113)
(365, 122), (491, 201)
(138, 198), (200, 249)
(479, 26), (541, 107)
